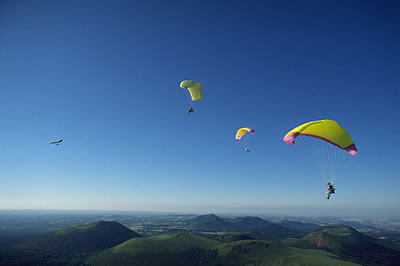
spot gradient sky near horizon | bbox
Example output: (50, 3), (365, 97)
(1, 0), (399, 217)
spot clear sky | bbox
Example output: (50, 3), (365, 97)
(1, 0), (399, 217)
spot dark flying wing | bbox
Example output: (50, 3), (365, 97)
(48, 139), (63, 144)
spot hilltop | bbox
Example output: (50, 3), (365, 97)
(186, 214), (235, 232)
(284, 224), (400, 265)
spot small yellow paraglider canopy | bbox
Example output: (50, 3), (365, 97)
(180, 80), (203, 101)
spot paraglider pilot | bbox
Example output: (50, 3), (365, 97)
(188, 105), (194, 115)
(326, 182), (335, 199)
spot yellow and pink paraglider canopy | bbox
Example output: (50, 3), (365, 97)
(283, 120), (357, 155)
(236, 128), (255, 141)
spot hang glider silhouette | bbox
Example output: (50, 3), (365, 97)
(48, 139), (63, 145)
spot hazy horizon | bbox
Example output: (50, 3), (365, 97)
(1, 204), (399, 219)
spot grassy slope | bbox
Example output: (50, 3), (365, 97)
(87, 232), (220, 265)
(87, 233), (359, 266)
(214, 232), (256, 242)
(113, 233), (219, 253)
(283, 225), (400, 265)
(218, 240), (359, 266)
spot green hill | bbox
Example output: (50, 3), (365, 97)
(229, 216), (300, 240)
(86, 232), (220, 265)
(187, 215), (300, 240)
(88, 233), (360, 266)
(30, 220), (141, 253)
(186, 214), (235, 232)
(229, 216), (271, 229)
(284, 225), (400, 265)
(0, 221), (141, 265)
(217, 240), (359, 266)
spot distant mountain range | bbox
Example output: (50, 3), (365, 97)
(187, 214), (311, 240)
(0, 214), (399, 265)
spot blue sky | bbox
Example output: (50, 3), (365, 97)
(0, 0), (399, 217)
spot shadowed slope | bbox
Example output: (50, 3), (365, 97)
(32, 220), (142, 253)
(0, 221), (141, 265)
(229, 216), (300, 240)
(214, 232), (256, 243)
(277, 220), (321, 234)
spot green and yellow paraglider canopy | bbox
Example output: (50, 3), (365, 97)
(180, 80), (203, 101)
(283, 119), (357, 155)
